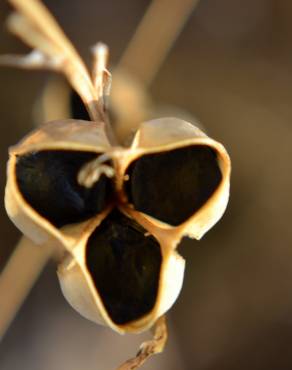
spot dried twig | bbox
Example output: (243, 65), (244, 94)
(117, 316), (168, 370)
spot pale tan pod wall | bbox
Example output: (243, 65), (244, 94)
(57, 255), (107, 325)
(33, 74), (153, 146)
(10, 119), (111, 149)
(57, 212), (113, 329)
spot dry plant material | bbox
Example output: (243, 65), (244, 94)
(0, 0), (231, 369)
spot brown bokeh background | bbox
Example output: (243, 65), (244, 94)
(1, 0), (292, 369)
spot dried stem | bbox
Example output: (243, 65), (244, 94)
(0, 0), (105, 123)
(91, 43), (117, 143)
(117, 0), (201, 87)
(0, 236), (54, 340)
(117, 316), (168, 370)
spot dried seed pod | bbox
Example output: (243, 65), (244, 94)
(5, 115), (230, 333)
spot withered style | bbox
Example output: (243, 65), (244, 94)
(1, 0), (231, 368)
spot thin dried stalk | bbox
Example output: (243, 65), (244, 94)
(91, 43), (111, 102)
(0, 236), (54, 340)
(91, 42), (116, 142)
(117, 316), (168, 370)
(118, 0), (201, 86)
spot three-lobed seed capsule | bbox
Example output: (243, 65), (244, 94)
(5, 117), (230, 333)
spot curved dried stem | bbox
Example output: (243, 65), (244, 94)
(78, 153), (115, 188)
(117, 316), (168, 370)
(0, 236), (55, 340)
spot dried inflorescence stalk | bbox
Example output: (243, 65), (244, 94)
(0, 0), (231, 369)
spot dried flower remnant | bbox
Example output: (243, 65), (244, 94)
(0, 0), (231, 369)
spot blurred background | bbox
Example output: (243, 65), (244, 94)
(0, 0), (292, 369)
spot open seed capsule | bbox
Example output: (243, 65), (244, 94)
(5, 116), (230, 332)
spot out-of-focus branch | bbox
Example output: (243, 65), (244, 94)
(0, 236), (54, 341)
(117, 0), (201, 87)
(111, 0), (201, 144)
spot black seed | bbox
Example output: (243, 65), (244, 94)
(70, 90), (91, 121)
(125, 145), (222, 226)
(86, 210), (162, 325)
(16, 150), (113, 228)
